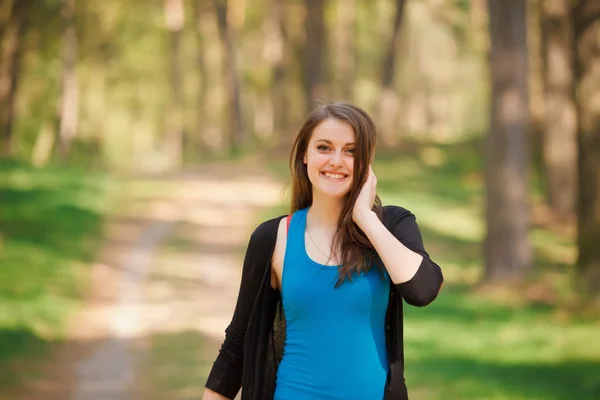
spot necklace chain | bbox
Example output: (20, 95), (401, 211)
(306, 229), (337, 266)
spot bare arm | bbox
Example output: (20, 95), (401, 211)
(357, 211), (423, 284)
(202, 388), (230, 400)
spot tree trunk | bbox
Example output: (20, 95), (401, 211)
(165, 0), (185, 168)
(377, 0), (406, 147)
(0, 0), (26, 158)
(333, 0), (356, 101)
(191, 0), (209, 155)
(58, 0), (79, 161)
(381, 0), (406, 91)
(483, 0), (532, 281)
(214, 0), (244, 155)
(527, 0), (545, 187)
(541, 0), (577, 220)
(269, 0), (288, 140)
(0, 0), (14, 46)
(572, 0), (600, 299)
(31, 122), (56, 167)
(303, 0), (325, 114)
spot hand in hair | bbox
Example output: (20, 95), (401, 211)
(352, 164), (378, 228)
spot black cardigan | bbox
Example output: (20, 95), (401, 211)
(205, 205), (443, 400)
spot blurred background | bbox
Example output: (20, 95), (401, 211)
(1, 0), (599, 399)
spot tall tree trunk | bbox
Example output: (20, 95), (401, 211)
(377, 0), (406, 147)
(333, 0), (356, 101)
(0, 0), (14, 46)
(269, 0), (288, 140)
(572, 0), (600, 300)
(380, 0), (406, 96)
(0, 0), (26, 158)
(541, 0), (577, 220)
(483, 0), (532, 281)
(58, 0), (79, 161)
(214, 0), (244, 155)
(527, 0), (545, 184)
(165, 0), (184, 167)
(191, 0), (209, 155)
(303, 0), (325, 114)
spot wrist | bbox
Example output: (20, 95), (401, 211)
(354, 209), (378, 232)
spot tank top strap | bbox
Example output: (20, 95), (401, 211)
(284, 208), (308, 260)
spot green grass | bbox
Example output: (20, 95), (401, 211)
(265, 139), (600, 399)
(404, 285), (600, 399)
(0, 159), (117, 388)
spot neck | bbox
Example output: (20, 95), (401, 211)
(307, 191), (344, 231)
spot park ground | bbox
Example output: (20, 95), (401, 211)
(1, 143), (599, 399)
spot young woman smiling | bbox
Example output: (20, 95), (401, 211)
(202, 102), (443, 400)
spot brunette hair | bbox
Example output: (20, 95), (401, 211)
(289, 101), (384, 286)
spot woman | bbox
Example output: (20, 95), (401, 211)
(202, 102), (443, 400)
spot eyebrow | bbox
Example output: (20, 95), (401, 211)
(315, 139), (355, 146)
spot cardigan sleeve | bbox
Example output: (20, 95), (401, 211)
(384, 206), (443, 307)
(205, 221), (275, 398)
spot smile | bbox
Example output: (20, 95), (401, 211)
(321, 172), (348, 181)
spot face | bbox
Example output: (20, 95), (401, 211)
(303, 118), (355, 199)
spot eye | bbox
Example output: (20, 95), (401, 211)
(345, 148), (355, 155)
(317, 145), (330, 151)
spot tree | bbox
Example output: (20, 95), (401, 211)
(58, 0), (79, 161)
(213, 0), (244, 155)
(269, 0), (289, 138)
(191, 0), (209, 155)
(541, 0), (577, 220)
(0, 0), (14, 42)
(303, 0), (325, 113)
(483, 0), (532, 281)
(572, 0), (600, 300)
(377, 0), (406, 146)
(164, 0), (185, 167)
(333, 0), (356, 101)
(0, 0), (27, 157)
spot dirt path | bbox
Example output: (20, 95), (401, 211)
(65, 165), (283, 399)
(72, 219), (175, 400)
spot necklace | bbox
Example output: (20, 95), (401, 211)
(306, 229), (337, 266)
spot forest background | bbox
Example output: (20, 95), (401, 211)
(1, 0), (599, 399)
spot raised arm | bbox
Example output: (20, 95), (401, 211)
(352, 168), (443, 307)
(356, 205), (443, 307)
(381, 206), (443, 306)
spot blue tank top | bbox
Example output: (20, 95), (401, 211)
(274, 208), (390, 400)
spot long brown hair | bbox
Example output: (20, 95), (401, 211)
(289, 102), (384, 286)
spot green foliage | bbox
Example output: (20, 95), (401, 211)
(6, 0), (491, 167)
(0, 160), (116, 387)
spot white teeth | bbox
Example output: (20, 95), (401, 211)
(323, 172), (345, 179)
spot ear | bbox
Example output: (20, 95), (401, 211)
(303, 154), (307, 164)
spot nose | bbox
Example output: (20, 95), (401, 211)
(329, 150), (342, 167)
